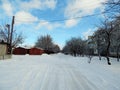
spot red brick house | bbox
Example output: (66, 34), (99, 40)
(29, 47), (44, 55)
(13, 47), (27, 55)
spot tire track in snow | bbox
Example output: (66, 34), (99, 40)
(17, 69), (34, 90)
(29, 67), (48, 90)
(63, 64), (98, 90)
(35, 63), (99, 90)
(38, 64), (66, 90)
(29, 65), (50, 90)
(16, 65), (48, 90)
(13, 56), (99, 90)
(38, 65), (51, 90)
(49, 65), (69, 90)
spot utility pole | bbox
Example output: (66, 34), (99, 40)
(6, 24), (10, 44)
(10, 16), (15, 54)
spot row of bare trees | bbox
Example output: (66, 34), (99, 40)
(62, 0), (120, 65)
(62, 16), (120, 65)
(62, 37), (94, 56)
(35, 35), (60, 53)
(62, 37), (86, 56)
(104, 0), (120, 16)
(92, 0), (120, 65)
(93, 17), (120, 65)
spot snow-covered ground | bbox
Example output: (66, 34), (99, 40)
(0, 53), (120, 90)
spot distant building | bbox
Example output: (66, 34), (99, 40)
(0, 41), (11, 59)
(13, 47), (27, 55)
(29, 47), (44, 55)
(13, 47), (45, 55)
(0, 43), (7, 55)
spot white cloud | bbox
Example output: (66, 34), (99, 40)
(20, 0), (57, 11)
(2, 0), (13, 16)
(15, 11), (38, 24)
(64, 0), (108, 27)
(43, 0), (57, 9)
(36, 20), (61, 30)
(65, 19), (78, 28)
(82, 28), (97, 39)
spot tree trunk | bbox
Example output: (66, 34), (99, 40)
(98, 53), (101, 60)
(117, 50), (119, 62)
(117, 55), (119, 62)
(106, 34), (111, 65)
(73, 51), (76, 57)
(117, 46), (120, 62)
(98, 46), (101, 60)
(88, 55), (92, 63)
(106, 56), (111, 65)
(74, 52), (76, 57)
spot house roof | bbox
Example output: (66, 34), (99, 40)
(14, 46), (44, 50)
(30, 47), (44, 50)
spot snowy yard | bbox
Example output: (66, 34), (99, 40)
(0, 53), (120, 90)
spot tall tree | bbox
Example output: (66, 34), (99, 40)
(62, 37), (85, 56)
(35, 34), (54, 51)
(105, 0), (120, 13)
(52, 44), (60, 53)
(93, 29), (105, 60)
(104, 0), (120, 18)
(0, 24), (24, 48)
(96, 20), (115, 65)
(111, 16), (120, 61)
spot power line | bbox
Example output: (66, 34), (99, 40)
(2, 0), (108, 24)
(15, 11), (110, 23)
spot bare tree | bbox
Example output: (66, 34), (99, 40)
(12, 32), (24, 47)
(111, 16), (120, 61)
(52, 44), (60, 53)
(104, 0), (120, 17)
(86, 47), (94, 64)
(111, 31), (120, 61)
(93, 29), (106, 60)
(35, 34), (54, 51)
(93, 30), (101, 60)
(108, 0), (120, 12)
(103, 0), (120, 62)
(0, 24), (24, 51)
(97, 20), (115, 65)
(62, 37), (85, 56)
(0, 24), (9, 42)
(85, 37), (94, 63)
(62, 45), (70, 55)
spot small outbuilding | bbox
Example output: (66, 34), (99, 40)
(0, 41), (11, 60)
(0, 42), (8, 55)
(13, 47), (27, 55)
(29, 47), (44, 55)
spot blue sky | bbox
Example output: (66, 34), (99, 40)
(0, 0), (108, 48)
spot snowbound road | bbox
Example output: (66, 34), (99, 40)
(0, 53), (120, 90)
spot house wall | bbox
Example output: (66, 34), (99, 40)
(29, 48), (44, 55)
(13, 47), (27, 55)
(0, 44), (11, 60)
(0, 44), (7, 56)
